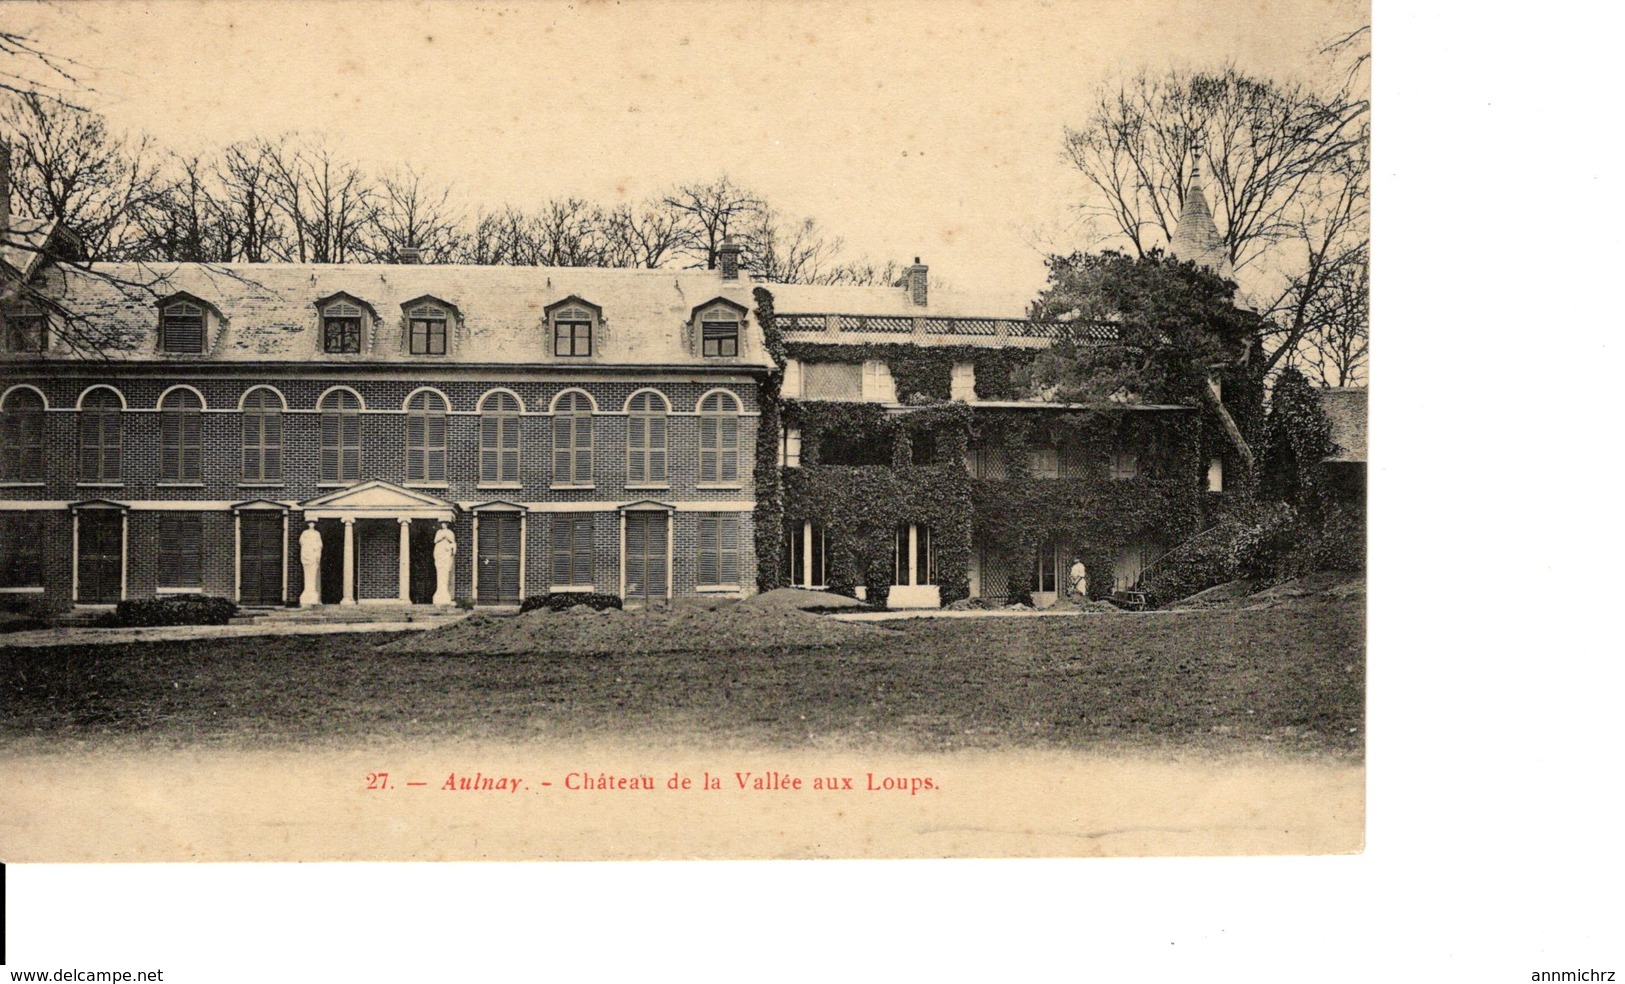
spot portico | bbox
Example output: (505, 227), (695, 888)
(299, 481), (458, 606)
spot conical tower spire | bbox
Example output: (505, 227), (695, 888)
(1169, 146), (1232, 279)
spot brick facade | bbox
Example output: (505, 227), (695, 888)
(0, 372), (761, 608)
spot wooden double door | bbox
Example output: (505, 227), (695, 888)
(477, 514), (521, 605)
(77, 510), (123, 604)
(624, 512), (668, 606)
(239, 512), (285, 607)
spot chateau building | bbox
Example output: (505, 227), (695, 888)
(1, 174), (1237, 611)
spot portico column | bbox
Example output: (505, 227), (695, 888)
(340, 517), (356, 606)
(908, 524), (919, 587)
(802, 521), (813, 587)
(398, 518), (412, 603)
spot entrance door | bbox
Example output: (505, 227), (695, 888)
(624, 512), (668, 606)
(239, 513), (284, 606)
(477, 514), (521, 605)
(318, 520), (345, 604)
(77, 510), (123, 603)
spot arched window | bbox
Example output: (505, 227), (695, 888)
(0, 389), (45, 482)
(626, 391), (668, 486)
(698, 391), (741, 485)
(241, 388), (284, 483)
(322, 300), (364, 354)
(551, 391), (593, 487)
(405, 391), (449, 484)
(408, 303), (449, 356)
(479, 391), (521, 485)
(160, 389), (204, 482)
(319, 390), (362, 483)
(160, 300), (207, 353)
(79, 388), (123, 483)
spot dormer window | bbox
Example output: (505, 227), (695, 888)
(699, 306), (740, 357)
(160, 300), (206, 353)
(408, 303), (448, 355)
(705, 316), (744, 358)
(553, 305), (593, 357)
(3, 305), (47, 353)
(323, 301), (364, 354)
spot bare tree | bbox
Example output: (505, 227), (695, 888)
(129, 151), (233, 262)
(1061, 45), (1369, 382)
(663, 176), (762, 269)
(363, 164), (465, 263)
(259, 134), (376, 263)
(602, 198), (688, 269)
(212, 140), (285, 263)
(738, 208), (851, 284)
(1298, 254), (1368, 387)
(0, 27), (83, 107)
(2, 93), (164, 260)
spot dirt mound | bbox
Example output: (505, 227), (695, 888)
(1169, 573), (1363, 610)
(1166, 579), (1260, 610)
(739, 587), (870, 611)
(385, 600), (895, 656)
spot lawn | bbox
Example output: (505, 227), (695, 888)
(0, 603), (1363, 757)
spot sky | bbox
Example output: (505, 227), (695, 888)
(6, 0), (1365, 297)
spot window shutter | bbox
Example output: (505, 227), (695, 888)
(648, 415), (667, 483)
(342, 413), (361, 480)
(697, 517), (718, 586)
(480, 413), (499, 483)
(719, 516), (740, 585)
(406, 411), (425, 482)
(720, 415), (739, 482)
(574, 417), (592, 485)
(181, 515), (202, 586)
(182, 410), (201, 480)
(628, 416), (646, 484)
(427, 411), (446, 482)
(161, 411), (181, 480)
(321, 412), (340, 481)
(553, 415), (572, 483)
(79, 415), (97, 480)
(699, 415), (718, 482)
(159, 515), (179, 585)
(551, 523), (571, 586)
(242, 413), (261, 481)
(264, 412), (282, 481)
(572, 516), (592, 586)
(103, 410), (121, 482)
(501, 415), (519, 483)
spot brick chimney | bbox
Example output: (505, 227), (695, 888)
(905, 257), (928, 307)
(718, 236), (742, 280)
(396, 245), (421, 264)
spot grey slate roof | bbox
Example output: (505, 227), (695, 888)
(23, 262), (775, 368)
(1318, 387), (1368, 462)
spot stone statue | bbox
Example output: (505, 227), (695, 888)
(299, 521), (323, 606)
(432, 521), (456, 606)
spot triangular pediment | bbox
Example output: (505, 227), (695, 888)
(301, 480), (455, 512)
(468, 499), (527, 512)
(69, 497), (129, 511)
(619, 499), (676, 512)
(232, 498), (289, 512)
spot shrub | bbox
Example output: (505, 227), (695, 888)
(518, 592), (624, 614)
(113, 595), (239, 627)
